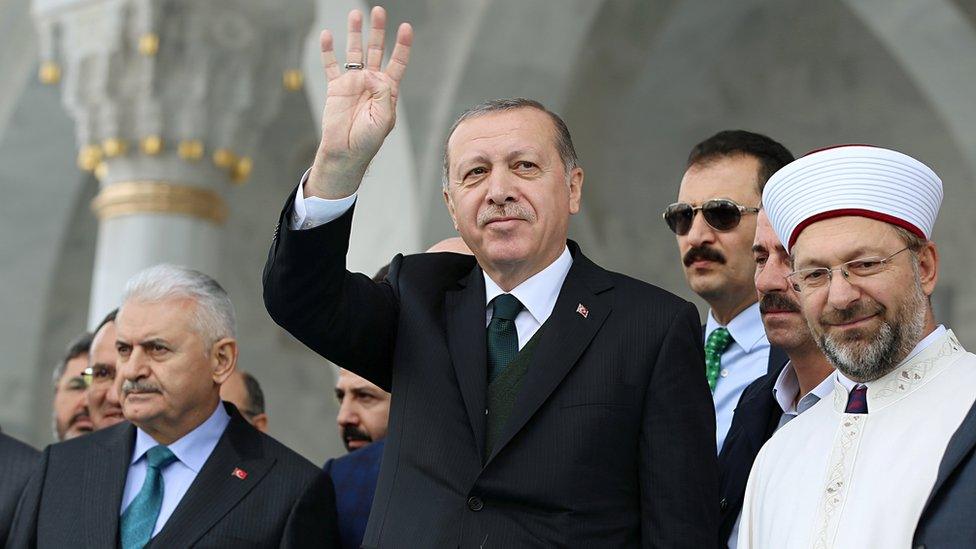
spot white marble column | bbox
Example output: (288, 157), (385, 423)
(32, 0), (314, 326)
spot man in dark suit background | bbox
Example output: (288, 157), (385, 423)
(717, 210), (834, 547)
(10, 264), (337, 548)
(324, 439), (385, 549)
(263, 6), (716, 547)
(0, 431), (38, 547)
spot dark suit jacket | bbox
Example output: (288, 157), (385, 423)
(263, 202), (718, 548)
(0, 432), (39, 547)
(716, 346), (788, 547)
(913, 396), (976, 548)
(323, 439), (384, 549)
(8, 403), (338, 548)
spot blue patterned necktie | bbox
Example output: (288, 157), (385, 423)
(120, 445), (177, 549)
(487, 294), (524, 383)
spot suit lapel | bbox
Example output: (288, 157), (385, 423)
(920, 398), (976, 516)
(767, 345), (789, 375)
(486, 248), (613, 464)
(83, 423), (134, 548)
(149, 409), (274, 547)
(445, 265), (490, 460)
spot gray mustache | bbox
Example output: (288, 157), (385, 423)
(477, 204), (535, 227)
(121, 379), (161, 397)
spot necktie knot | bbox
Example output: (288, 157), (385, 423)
(146, 445), (176, 470)
(845, 384), (869, 414)
(706, 327), (733, 352)
(492, 294), (523, 321)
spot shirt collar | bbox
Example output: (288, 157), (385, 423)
(484, 246), (573, 324)
(131, 401), (231, 473)
(773, 361), (836, 414)
(705, 301), (766, 352)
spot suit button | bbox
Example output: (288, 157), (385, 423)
(467, 496), (484, 512)
(720, 498), (728, 512)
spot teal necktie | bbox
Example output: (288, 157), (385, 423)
(704, 327), (733, 392)
(487, 294), (524, 383)
(120, 445), (177, 549)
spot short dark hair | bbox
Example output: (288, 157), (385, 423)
(686, 130), (794, 194)
(442, 98), (579, 188)
(52, 331), (94, 388)
(240, 371), (265, 416)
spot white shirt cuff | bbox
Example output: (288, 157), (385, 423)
(289, 168), (358, 230)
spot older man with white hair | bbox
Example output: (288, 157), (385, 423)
(738, 145), (976, 548)
(11, 264), (338, 548)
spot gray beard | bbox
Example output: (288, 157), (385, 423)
(816, 279), (927, 382)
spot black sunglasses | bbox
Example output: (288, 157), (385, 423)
(662, 199), (760, 236)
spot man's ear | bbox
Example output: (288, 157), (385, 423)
(443, 188), (459, 231)
(568, 167), (583, 215)
(211, 338), (238, 384)
(918, 241), (939, 296)
(251, 413), (269, 433)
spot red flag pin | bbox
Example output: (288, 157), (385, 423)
(231, 467), (248, 480)
(576, 303), (589, 318)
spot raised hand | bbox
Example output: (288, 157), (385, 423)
(307, 6), (413, 199)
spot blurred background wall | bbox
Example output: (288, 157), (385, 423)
(1, 0), (975, 464)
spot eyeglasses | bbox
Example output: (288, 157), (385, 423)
(786, 246), (911, 293)
(662, 199), (760, 236)
(82, 364), (116, 387)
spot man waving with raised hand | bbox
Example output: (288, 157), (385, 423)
(265, 6), (716, 547)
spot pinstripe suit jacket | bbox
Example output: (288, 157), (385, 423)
(0, 432), (39, 547)
(263, 202), (718, 548)
(8, 403), (338, 548)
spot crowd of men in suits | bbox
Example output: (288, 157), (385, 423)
(3, 4), (976, 548)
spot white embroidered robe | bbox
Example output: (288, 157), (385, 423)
(738, 330), (976, 549)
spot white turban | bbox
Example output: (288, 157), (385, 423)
(762, 145), (943, 252)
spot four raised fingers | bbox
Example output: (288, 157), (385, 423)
(320, 6), (411, 80)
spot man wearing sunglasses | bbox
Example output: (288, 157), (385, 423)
(666, 130), (794, 453)
(738, 145), (976, 548)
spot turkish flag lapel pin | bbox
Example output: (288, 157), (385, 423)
(231, 467), (248, 480)
(576, 303), (589, 318)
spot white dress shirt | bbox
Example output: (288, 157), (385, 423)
(121, 402), (230, 537)
(483, 247), (572, 349)
(706, 302), (770, 453)
(772, 361), (836, 423)
(288, 173), (574, 348)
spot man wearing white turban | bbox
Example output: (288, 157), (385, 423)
(738, 145), (976, 548)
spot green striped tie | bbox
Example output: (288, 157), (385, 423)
(705, 327), (733, 392)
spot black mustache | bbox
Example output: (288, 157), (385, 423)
(683, 245), (726, 267)
(760, 292), (800, 314)
(342, 426), (371, 444)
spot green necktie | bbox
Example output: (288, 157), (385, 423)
(705, 327), (733, 392)
(487, 294), (524, 383)
(120, 445), (177, 549)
